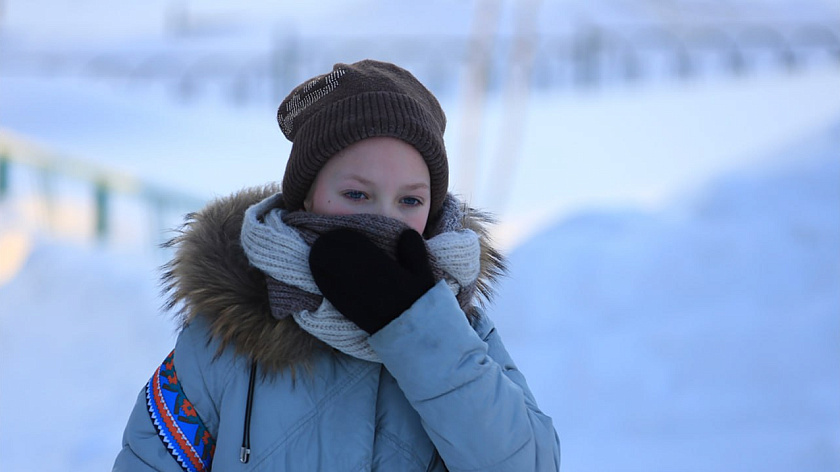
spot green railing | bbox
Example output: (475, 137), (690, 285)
(0, 128), (206, 247)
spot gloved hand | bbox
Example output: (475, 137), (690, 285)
(309, 228), (436, 334)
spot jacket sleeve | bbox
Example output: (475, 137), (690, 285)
(112, 386), (185, 472)
(368, 280), (561, 472)
(113, 318), (232, 471)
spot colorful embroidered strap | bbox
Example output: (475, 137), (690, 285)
(146, 350), (216, 472)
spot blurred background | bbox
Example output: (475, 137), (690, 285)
(0, 0), (838, 470)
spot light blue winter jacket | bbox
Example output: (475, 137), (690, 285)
(113, 187), (560, 471)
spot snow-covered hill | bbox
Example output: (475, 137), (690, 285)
(489, 120), (840, 471)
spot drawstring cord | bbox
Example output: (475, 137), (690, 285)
(240, 361), (257, 463)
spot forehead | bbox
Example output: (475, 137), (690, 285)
(322, 137), (430, 181)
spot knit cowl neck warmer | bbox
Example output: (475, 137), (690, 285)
(240, 193), (481, 363)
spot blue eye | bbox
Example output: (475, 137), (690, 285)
(401, 197), (423, 206)
(344, 190), (366, 200)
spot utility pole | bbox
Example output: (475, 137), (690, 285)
(458, 0), (502, 202)
(485, 0), (543, 213)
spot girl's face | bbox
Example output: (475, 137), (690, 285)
(303, 137), (432, 234)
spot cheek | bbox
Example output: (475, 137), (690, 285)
(405, 212), (429, 234)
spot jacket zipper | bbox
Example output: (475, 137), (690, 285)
(240, 361), (257, 463)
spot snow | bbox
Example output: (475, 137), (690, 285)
(466, 65), (840, 247)
(488, 120), (840, 470)
(0, 241), (177, 471)
(1, 1), (839, 470)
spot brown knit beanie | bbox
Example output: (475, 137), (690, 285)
(277, 59), (449, 218)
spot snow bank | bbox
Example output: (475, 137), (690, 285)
(488, 120), (840, 471)
(0, 241), (177, 471)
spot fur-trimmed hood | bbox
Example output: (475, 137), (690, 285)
(161, 184), (506, 374)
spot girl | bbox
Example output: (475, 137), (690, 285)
(114, 59), (560, 471)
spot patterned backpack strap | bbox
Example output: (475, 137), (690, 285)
(146, 350), (216, 472)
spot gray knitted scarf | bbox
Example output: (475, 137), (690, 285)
(240, 193), (481, 363)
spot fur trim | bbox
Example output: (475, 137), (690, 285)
(460, 203), (507, 311)
(161, 185), (506, 374)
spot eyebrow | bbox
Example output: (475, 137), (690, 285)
(345, 175), (374, 186)
(345, 175), (430, 191)
(402, 182), (430, 191)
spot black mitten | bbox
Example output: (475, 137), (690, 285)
(309, 228), (436, 334)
